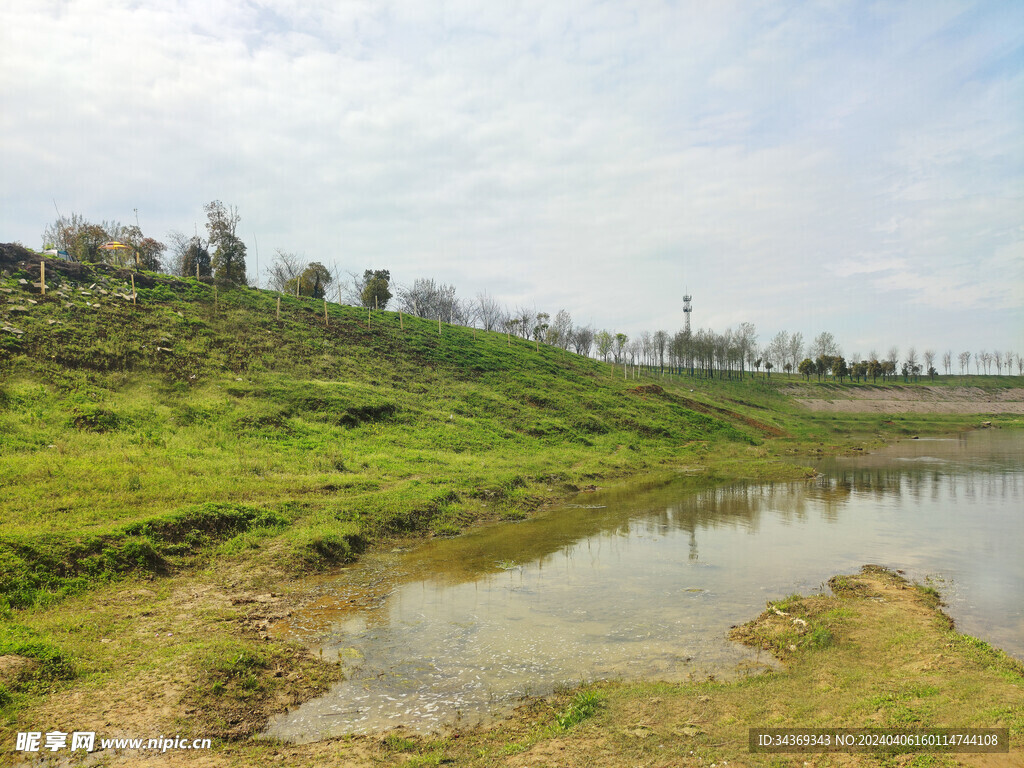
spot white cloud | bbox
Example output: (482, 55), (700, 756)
(0, 0), (1020, 354)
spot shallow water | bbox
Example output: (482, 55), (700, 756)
(265, 429), (1023, 742)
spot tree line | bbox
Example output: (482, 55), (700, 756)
(43, 202), (247, 285)
(37, 206), (1022, 380)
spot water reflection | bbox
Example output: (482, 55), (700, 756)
(265, 430), (1023, 742)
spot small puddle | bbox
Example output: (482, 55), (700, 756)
(265, 430), (1024, 742)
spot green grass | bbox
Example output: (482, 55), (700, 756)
(554, 689), (604, 729)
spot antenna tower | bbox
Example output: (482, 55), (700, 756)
(683, 292), (692, 335)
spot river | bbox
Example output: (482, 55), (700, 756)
(264, 429), (1023, 742)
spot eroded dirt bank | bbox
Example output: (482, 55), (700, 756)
(790, 385), (1024, 414)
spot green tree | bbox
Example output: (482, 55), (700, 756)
(798, 358), (814, 381)
(613, 333), (628, 364)
(360, 269), (391, 309)
(297, 262), (332, 299)
(168, 231), (211, 278)
(830, 356), (848, 382)
(183, 238), (211, 278)
(119, 225), (165, 271)
(533, 312), (550, 343)
(205, 200), (247, 285)
(43, 213), (107, 262)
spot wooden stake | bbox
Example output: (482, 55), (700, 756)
(276, 296), (280, 320)
(507, 331), (510, 346)
(438, 315), (442, 335)
(40, 261), (45, 295)
(400, 311), (404, 330)
(196, 263), (199, 280)
(131, 274), (136, 305)
(324, 298), (328, 326)
(368, 306), (371, 329)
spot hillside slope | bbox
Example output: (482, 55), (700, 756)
(1, 246), (784, 608)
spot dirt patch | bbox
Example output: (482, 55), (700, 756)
(629, 385), (787, 437)
(790, 385), (1024, 414)
(674, 393), (787, 437)
(0, 655), (36, 684)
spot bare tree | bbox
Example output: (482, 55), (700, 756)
(812, 331), (840, 359)
(959, 351), (971, 376)
(994, 350), (1003, 375)
(572, 326), (594, 357)
(769, 331), (789, 376)
(923, 350), (936, 380)
(887, 347), (900, 374)
(942, 351), (952, 375)
(653, 330), (668, 372)
(267, 249), (307, 294)
(906, 347), (919, 381)
(626, 339), (641, 366)
(548, 309), (573, 349)
(511, 306), (533, 338)
(475, 291), (505, 332)
(788, 331), (804, 372)
(639, 331), (653, 368)
(736, 322), (756, 378)
(397, 278), (460, 320)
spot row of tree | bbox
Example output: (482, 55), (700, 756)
(43, 202), (247, 285)
(39, 208), (1021, 380)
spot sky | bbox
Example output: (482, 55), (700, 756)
(2, 0), (1022, 360)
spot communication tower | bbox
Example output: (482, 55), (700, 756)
(683, 293), (692, 335)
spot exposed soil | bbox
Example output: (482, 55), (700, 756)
(630, 383), (787, 436)
(789, 385), (1024, 414)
